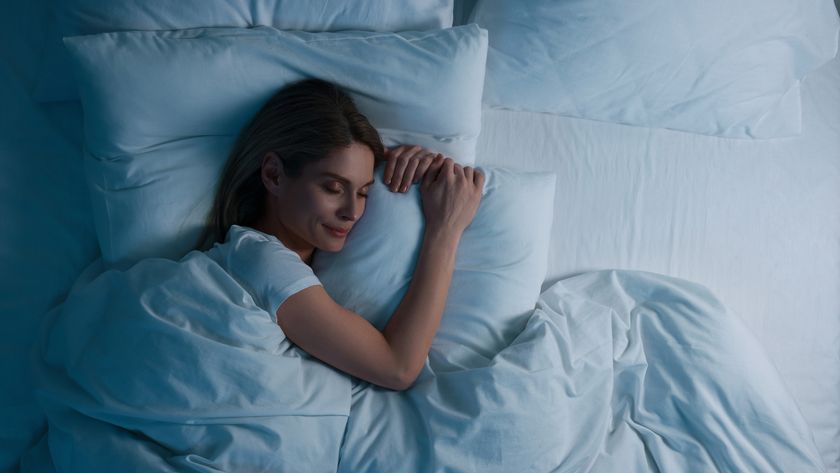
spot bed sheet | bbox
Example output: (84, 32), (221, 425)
(19, 261), (827, 472)
(0, 1), (99, 470)
(473, 45), (840, 472)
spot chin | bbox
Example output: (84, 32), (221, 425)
(318, 239), (346, 253)
(320, 245), (344, 253)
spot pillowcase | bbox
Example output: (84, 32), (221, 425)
(470, 0), (840, 138)
(63, 25), (487, 269)
(36, 0), (454, 102)
(312, 166), (556, 369)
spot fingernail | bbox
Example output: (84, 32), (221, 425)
(402, 185), (407, 192)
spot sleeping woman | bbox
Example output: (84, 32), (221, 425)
(195, 78), (484, 391)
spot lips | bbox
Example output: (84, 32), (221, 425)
(323, 224), (350, 238)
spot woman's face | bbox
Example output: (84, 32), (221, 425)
(258, 141), (375, 261)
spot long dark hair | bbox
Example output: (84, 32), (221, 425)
(195, 78), (385, 251)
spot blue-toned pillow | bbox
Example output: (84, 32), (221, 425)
(63, 25), (487, 269)
(470, 0), (840, 138)
(36, 0), (454, 102)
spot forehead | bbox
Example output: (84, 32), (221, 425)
(307, 142), (375, 185)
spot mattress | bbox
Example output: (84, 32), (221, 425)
(1, 0), (838, 471)
(473, 46), (840, 472)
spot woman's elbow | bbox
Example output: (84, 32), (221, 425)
(391, 367), (419, 391)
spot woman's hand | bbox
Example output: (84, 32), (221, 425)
(383, 145), (448, 193)
(420, 158), (484, 238)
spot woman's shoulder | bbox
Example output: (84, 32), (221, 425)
(224, 224), (293, 253)
(227, 224), (279, 244)
(209, 223), (317, 279)
(207, 224), (300, 266)
(205, 225), (321, 316)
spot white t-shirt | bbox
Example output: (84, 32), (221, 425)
(206, 224), (322, 321)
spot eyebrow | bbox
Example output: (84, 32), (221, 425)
(320, 172), (375, 188)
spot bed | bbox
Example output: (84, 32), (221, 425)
(1, 0), (838, 471)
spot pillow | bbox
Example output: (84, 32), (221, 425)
(470, 0), (840, 138)
(36, 0), (454, 102)
(63, 25), (487, 269)
(312, 166), (556, 369)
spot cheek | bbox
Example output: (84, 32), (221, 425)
(280, 190), (330, 225)
(306, 194), (340, 220)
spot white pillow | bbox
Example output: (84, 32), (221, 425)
(36, 0), (454, 102)
(312, 166), (556, 368)
(470, 0), (840, 138)
(63, 25), (488, 269)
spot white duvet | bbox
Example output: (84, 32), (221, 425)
(22, 252), (824, 472)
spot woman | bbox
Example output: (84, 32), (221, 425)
(197, 78), (484, 391)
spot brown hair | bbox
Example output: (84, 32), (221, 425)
(195, 78), (385, 251)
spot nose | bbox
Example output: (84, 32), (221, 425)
(338, 194), (363, 222)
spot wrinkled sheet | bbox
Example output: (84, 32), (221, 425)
(24, 256), (824, 472)
(474, 46), (840, 470)
(339, 270), (825, 472)
(24, 253), (352, 473)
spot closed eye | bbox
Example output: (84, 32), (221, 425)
(323, 183), (342, 194)
(322, 181), (369, 197)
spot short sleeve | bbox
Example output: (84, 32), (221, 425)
(209, 225), (322, 321)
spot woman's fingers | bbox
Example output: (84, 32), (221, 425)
(386, 145), (453, 192)
(403, 149), (440, 189)
(383, 150), (399, 185)
(412, 153), (438, 184)
(384, 145), (418, 185)
(419, 157), (483, 237)
(424, 156), (444, 185)
(390, 156), (411, 191)
(425, 154), (446, 177)
(443, 158), (456, 179)
(386, 145), (472, 195)
(412, 158), (431, 185)
(398, 157), (420, 192)
(452, 163), (463, 181)
(474, 168), (485, 187)
(396, 145), (424, 165)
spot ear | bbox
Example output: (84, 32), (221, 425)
(261, 151), (286, 195)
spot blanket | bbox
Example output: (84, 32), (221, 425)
(22, 252), (824, 472)
(337, 270), (825, 472)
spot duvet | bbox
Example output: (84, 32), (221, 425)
(22, 251), (824, 472)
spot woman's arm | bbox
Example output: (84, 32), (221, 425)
(275, 226), (459, 391)
(275, 159), (483, 390)
(380, 224), (459, 386)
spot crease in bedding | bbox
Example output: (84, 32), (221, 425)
(21, 253), (825, 472)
